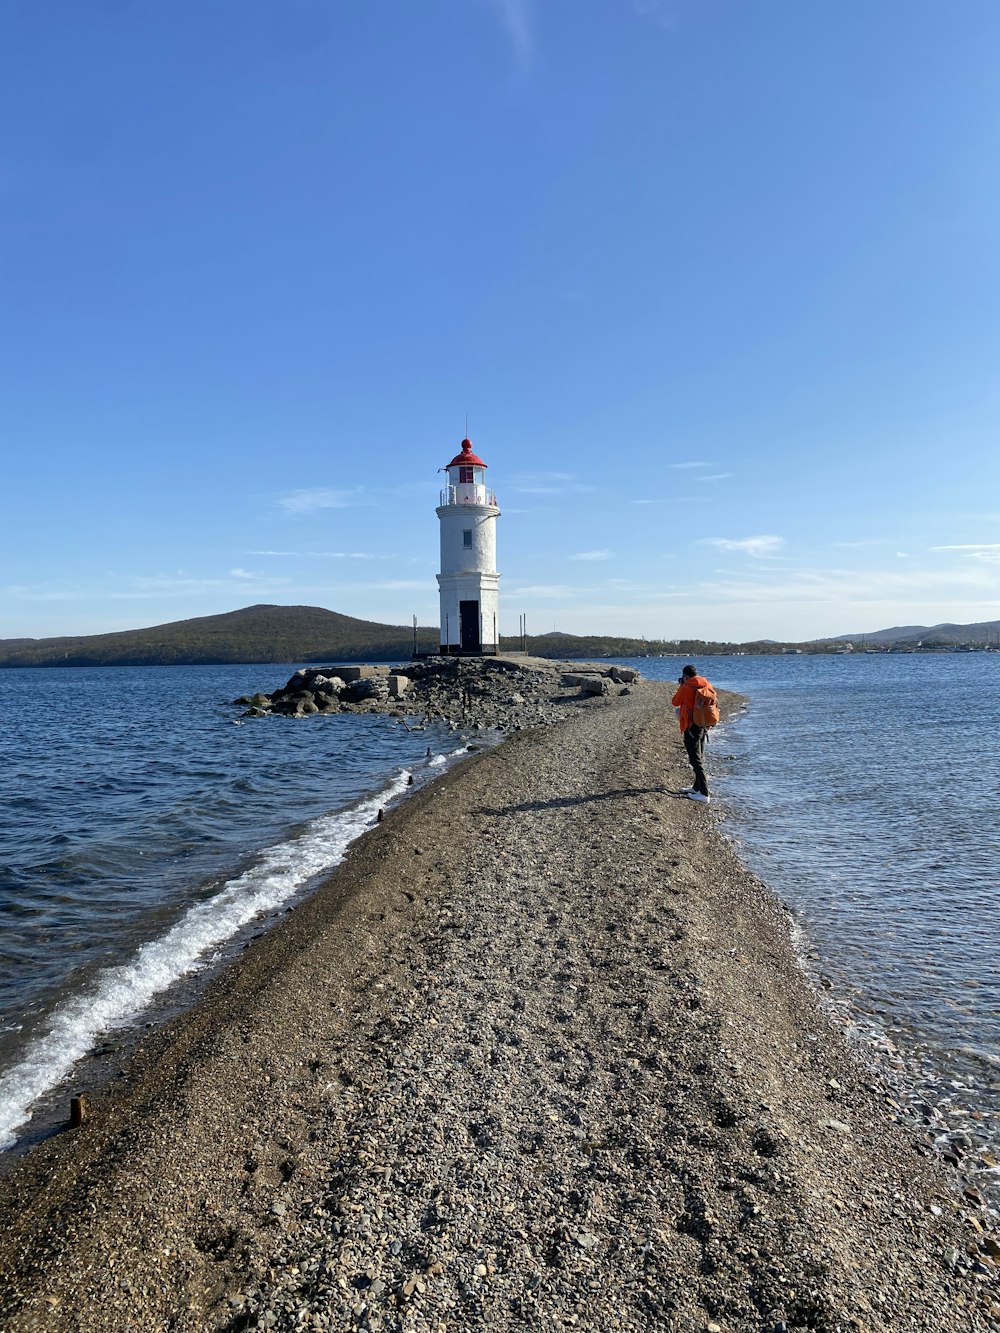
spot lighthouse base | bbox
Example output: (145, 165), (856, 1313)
(437, 572), (500, 657)
(437, 643), (501, 657)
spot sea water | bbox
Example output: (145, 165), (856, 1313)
(0, 663), (471, 1150)
(639, 653), (1000, 1159)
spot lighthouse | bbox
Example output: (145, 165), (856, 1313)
(436, 437), (501, 655)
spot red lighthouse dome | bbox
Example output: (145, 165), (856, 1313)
(446, 438), (487, 469)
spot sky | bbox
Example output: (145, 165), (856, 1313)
(2, 0), (999, 644)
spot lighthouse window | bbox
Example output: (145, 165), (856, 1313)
(459, 466), (475, 484)
(463, 529), (473, 548)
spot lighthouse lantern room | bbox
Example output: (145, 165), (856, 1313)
(436, 437), (501, 654)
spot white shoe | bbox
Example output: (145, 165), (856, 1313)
(686, 791), (710, 804)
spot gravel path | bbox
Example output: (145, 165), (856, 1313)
(0, 681), (995, 1331)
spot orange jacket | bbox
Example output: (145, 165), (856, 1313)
(671, 675), (711, 732)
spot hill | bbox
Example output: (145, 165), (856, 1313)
(5, 605), (998, 669)
(0, 605), (762, 668)
(0, 605), (439, 667)
(823, 619), (1000, 648)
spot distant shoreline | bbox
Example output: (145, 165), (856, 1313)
(3, 601), (998, 668)
(2, 646), (998, 670)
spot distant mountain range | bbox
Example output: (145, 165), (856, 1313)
(0, 605), (438, 667)
(0, 605), (724, 667)
(1, 605), (998, 668)
(823, 619), (1000, 647)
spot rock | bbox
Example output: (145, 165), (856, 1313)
(609, 666), (638, 683)
(582, 676), (610, 696)
(823, 1118), (851, 1135)
(387, 675), (411, 698)
(344, 679), (389, 703)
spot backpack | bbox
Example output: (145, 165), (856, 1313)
(691, 683), (720, 728)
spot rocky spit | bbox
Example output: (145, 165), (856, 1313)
(234, 655), (639, 732)
(0, 674), (997, 1332)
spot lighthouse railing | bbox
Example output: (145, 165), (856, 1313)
(438, 485), (498, 507)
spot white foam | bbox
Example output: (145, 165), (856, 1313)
(0, 768), (413, 1150)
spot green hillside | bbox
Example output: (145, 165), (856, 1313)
(4, 604), (997, 669)
(0, 605), (438, 667)
(0, 604), (767, 668)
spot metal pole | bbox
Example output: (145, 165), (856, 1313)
(412, 613), (417, 657)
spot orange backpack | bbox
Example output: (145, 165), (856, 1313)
(691, 683), (720, 728)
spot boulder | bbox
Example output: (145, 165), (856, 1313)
(343, 678), (390, 703)
(387, 674), (411, 698)
(582, 676), (610, 696)
(334, 665), (391, 682)
(609, 667), (638, 684)
(561, 672), (607, 691)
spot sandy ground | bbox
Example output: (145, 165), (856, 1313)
(0, 680), (996, 1332)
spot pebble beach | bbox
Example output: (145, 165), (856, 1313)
(0, 671), (996, 1332)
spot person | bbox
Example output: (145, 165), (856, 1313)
(671, 664), (713, 803)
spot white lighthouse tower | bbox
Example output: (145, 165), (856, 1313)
(436, 437), (501, 655)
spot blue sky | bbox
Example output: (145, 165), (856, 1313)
(2, 0), (998, 642)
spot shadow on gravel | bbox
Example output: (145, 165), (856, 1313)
(476, 787), (672, 815)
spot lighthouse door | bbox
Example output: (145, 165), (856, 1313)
(459, 600), (481, 654)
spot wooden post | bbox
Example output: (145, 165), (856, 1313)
(70, 1093), (90, 1128)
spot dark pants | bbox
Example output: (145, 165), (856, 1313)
(683, 724), (709, 796)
